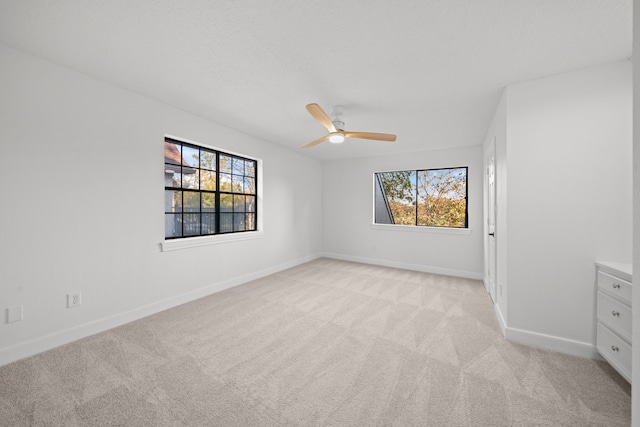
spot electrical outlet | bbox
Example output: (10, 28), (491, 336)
(67, 292), (82, 308)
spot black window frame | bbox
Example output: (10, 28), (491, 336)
(164, 137), (258, 240)
(374, 166), (468, 228)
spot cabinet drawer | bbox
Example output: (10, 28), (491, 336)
(597, 323), (631, 382)
(597, 271), (632, 303)
(597, 291), (632, 341)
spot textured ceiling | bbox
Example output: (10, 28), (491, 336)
(0, 0), (632, 161)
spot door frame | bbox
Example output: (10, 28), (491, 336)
(485, 137), (497, 303)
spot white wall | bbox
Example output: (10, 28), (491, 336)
(0, 43), (324, 365)
(632, 0), (639, 420)
(491, 61), (632, 357)
(322, 146), (484, 279)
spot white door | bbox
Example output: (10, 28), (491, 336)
(487, 141), (497, 303)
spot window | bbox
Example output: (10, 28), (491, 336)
(164, 137), (257, 239)
(374, 167), (468, 228)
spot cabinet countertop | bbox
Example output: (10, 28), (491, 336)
(596, 261), (632, 282)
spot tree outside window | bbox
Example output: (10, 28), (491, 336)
(375, 167), (467, 228)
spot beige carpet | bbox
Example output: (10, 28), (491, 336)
(0, 258), (631, 426)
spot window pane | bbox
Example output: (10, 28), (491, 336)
(246, 196), (255, 212)
(377, 171), (417, 225)
(417, 168), (467, 227)
(244, 177), (255, 194)
(201, 214), (216, 235)
(202, 193), (215, 212)
(232, 158), (245, 176)
(183, 191), (201, 212)
(181, 169), (199, 189)
(220, 194), (233, 212)
(233, 195), (245, 212)
(164, 170), (181, 188)
(220, 213), (233, 233)
(246, 161), (255, 177)
(232, 175), (243, 192)
(183, 213), (201, 236)
(246, 213), (256, 230)
(220, 173), (232, 191)
(165, 190), (182, 213)
(234, 213), (246, 231)
(220, 155), (232, 173)
(200, 150), (216, 171)
(165, 213), (182, 238)
(164, 141), (182, 166)
(182, 146), (199, 168)
(201, 170), (216, 191)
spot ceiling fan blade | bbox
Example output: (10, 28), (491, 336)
(344, 131), (397, 142)
(306, 103), (336, 133)
(299, 134), (329, 148)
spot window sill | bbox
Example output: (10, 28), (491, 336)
(161, 231), (264, 252)
(371, 224), (472, 235)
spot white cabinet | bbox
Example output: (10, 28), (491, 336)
(595, 262), (632, 383)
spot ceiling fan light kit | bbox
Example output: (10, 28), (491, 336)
(329, 132), (345, 143)
(300, 103), (396, 148)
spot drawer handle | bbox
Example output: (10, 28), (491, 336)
(612, 284), (621, 289)
(612, 310), (620, 317)
(611, 345), (619, 352)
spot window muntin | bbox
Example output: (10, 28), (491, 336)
(374, 167), (468, 228)
(164, 137), (257, 239)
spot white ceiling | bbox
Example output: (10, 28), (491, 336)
(0, 0), (632, 161)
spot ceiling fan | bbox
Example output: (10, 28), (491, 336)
(300, 103), (397, 148)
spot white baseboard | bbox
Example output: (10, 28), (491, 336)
(504, 326), (601, 360)
(494, 303), (507, 336)
(0, 254), (321, 367)
(321, 252), (483, 280)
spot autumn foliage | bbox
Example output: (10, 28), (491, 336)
(378, 168), (467, 228)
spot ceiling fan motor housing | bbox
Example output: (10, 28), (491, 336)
(330, 105), (344, 130)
